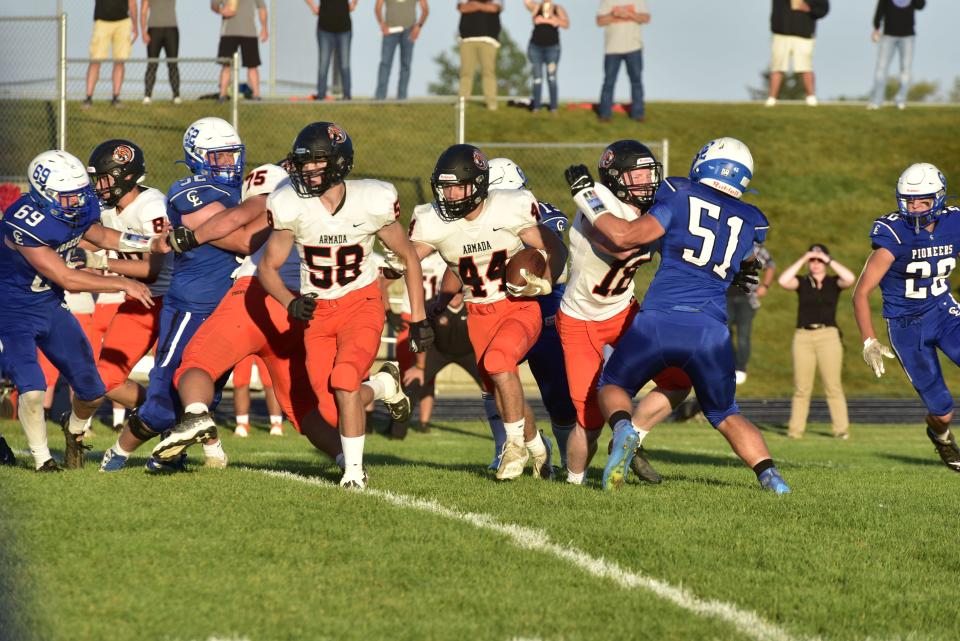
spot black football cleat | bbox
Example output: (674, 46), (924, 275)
(60, 412), (90, 469)
(151, 411), (217, 461)
(0, 435), (16, 466)
(36, 458), (64, 473)
(629, 446), (662, 484)
(927, 427), (960, 473)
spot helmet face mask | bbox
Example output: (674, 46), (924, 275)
(87, 139), (146, 207)
(28, 150), (100, 227)
(896, 163), (947, 231)
(287, 122), (354, 198)
(599, 140), (662, 210)
(182, 117), (245, 188)
(431, 144), (489, 222)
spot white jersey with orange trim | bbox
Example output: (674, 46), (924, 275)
(99, 187), (172, 300)
(560, 183), (652, 321)
(267, 178), (400, 300)
(410, 189), (540, 305)
(234, 163), (290, 281)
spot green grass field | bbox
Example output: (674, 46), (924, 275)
(0, 416), (954, 641)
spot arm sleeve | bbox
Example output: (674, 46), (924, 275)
(873, 0), (883, 29)
(166, 181), (233, 218)
(870, 218), (902, 252)
(368, 182), (401, 231)
(809, 0), (829, 20)
(2, 219), (49, 248)
(266, 189), (299, 235)
(647, 198), (673, 231)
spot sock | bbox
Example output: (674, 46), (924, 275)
(270, 415), (283, 426)
(19, 391), (51, 469)
(203, 440), (225, 459)
(525, 431), (547, 458)
(566, 470), (585, 485)
(112, 407), (126, 426)
(335, 453), (345, 470)
(185, 402), (209, 416)
(932, 428), (952, 444)
(235, 413), (248, 425)
(631, 423), (651, 447)
(504, 419), (525, 442)
(483, 392), (507, 452)
(364, 375), (388, 401)
(608, 410), (632, 432)
(551, 422), (574, 467)
(752, 458), (776, 479)
(112, 440), (133, 458)
(68, 411), (87, 436)
(341, 434), (365, 471)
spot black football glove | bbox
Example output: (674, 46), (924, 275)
(386, 309), (407, 333)
(408, 319), (435, 353)
(168, 226), (200, 254)
(731, 257), (762, 294)
(426, 293), (454, 322)
(287, 294), (317, 321)
(564, 164), (595, 196)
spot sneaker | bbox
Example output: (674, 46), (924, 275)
(99, 448), (128, 472)
(764, 96), (777, 107)
(495, 440), (528, 480)
(758, 468), (791, 494)
(735, 370), (747, 385)
(339, 467), (368, 489)
(834, 432), (850, 440)
(110, 97), (122, 108)
(36, 458), (63, 473)
(378, 361), (412, 422)
(151, 411), (217, 461)
(60, 412), (90, 469)
(530, 431), (554, 480)
(145, 453), (187, 473)
(217, 95), (228, 104)
(142, 96), (151, 105)
(926, 427), (960, 472)
(629, 446), (662, 484)
(234, 423), (250, 438)
(805, 95), (818, 107)
(81, 97), (93, 109)
(269, 423), (284, 437)
(866, 103), (880, 111)
(173, 96), (182, 105)
(0, 436), (16, 466)
(602, 427), (639, 491)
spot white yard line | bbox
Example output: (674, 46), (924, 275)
(255, 468), (816, 641)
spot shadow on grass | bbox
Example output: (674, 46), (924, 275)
(878, 453), (943, 468)
(646, 449), (741, 469)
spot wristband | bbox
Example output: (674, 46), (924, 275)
(573, 188), (611, 224)
(118, 232), (152, 253)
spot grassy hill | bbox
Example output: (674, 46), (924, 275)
(2, 98), (959, 397)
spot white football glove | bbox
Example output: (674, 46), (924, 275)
(381, 250), (406, 275)
(506, 268), (552, 298)
(862, 337), (895, 378)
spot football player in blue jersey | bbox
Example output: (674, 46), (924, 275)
(102, 117), (249, 472)
(0, 150), (157, 471)
(487, 157), (577, 475)
(852, 163), (960, 472)
(566, 137), (790, 493)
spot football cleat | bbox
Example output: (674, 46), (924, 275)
(60, 412), (91, 469)
(0, 435), (16, 466)
(151, 411), (217, 461)
(144, 453), (187, 474)
(495, 440), (528, 480)
(758, 468), (791, 494)
(339, 467), (368, 490)
(629, 446), (662, 484)
(99, 448), (129, 473)
(234, 424), (250, 438)
(602, 427), (639, 491)
(378, 361), (412, 423)
(204, 453), (229, 469)
(530, 431), (554, 480)
(36, 458), (63, 473)
(269, 423), (284, 437)
(927, 427), (960, 472)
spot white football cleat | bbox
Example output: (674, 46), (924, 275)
(339, 467), (368, 490)
(530, 432), (554, 480)
(234, 424), (250, 438)
(269, 423), (284, 436)
(495, 440), (528, 480)
(204, 453), (228, 469)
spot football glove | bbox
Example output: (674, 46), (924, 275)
(506, 268), (552, 298)
(386, 309), (407, 332)
(862, 337), (895, 378)
(731, 257), (762, 293)
(287, 294), (318, 321)
(564, 164), (595, 196)
(168, 226), (200, 254)
(380, 250), (406, 278)
(409, 319), (435, 353)
(65, 248), (108, 270)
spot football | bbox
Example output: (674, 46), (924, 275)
(506, 247), (547, 287)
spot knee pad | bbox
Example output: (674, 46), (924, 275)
(128, 409), (160, 442)
(330, 362), (361, 392)
(18, 390), (44, 423)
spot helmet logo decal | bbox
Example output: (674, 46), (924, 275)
(328, 124), (347, 144)
(112, 145), (134, 164)
(600, 149), (615, 169)
(473, 149), (488, 171)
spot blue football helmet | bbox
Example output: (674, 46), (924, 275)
(690, 137), (754, 199)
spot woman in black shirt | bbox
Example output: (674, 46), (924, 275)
(777, 244), (856, 439)
(523, 1), (569, 112)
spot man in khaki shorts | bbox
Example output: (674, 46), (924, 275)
(84, 0), (138, 108)
(766, 0), (828, 107)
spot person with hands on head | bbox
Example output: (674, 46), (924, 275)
(778, 243), (856, 439)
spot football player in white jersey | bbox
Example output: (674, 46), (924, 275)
(555, 140), (692, 486)
(258, 122), (431, 489)
(409, 144), (567, 480)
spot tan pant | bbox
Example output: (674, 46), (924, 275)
(788, 327), (849, 437)
(459, 40), (499, 110)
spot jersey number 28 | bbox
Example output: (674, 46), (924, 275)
(905, 258), (955, 299)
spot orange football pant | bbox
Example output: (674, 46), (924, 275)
(232, 354), (274, 388)
(97, 297), (162, 393)
(465, 296), (542, 392)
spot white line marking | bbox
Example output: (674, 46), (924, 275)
(255, 468), (814, 641)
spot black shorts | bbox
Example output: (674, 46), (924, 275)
(217, 36), (260, 68)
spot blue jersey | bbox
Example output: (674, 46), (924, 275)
(871, 207), (960, 319)
(642, 178), (768, 321)
(165, 176), (243, 313)
(536, 201), (567, 317)
(0, 194), (100, 306)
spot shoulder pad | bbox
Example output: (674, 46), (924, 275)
(167, 180), (233, 215)
(356, 179), (399, 217)
(870, 213), (904, 246)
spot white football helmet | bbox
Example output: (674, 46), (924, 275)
(487, 157), (528, 191)
(241, 163), (289, 201)
(689, 137), (754, 199)
(182, 117), (245, 187)
(897, 162), (946, 229)
(27, 150), (99, 226)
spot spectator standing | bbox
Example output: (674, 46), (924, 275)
(596, 0), (649, 122)
(766, 0), (829, 107)
(212, 0), (268, 102)
(868, 0), (925, 110)
(777, 244), (855, 439)
(524, 0), (568, 112)
(83, 0), (138, 108)
(374, 0), (429, 100)
(140, 0), (181, 104)
(306, 0), (358, 101)
(727, 243), (776, 385)
(458, 0), (503, 111)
